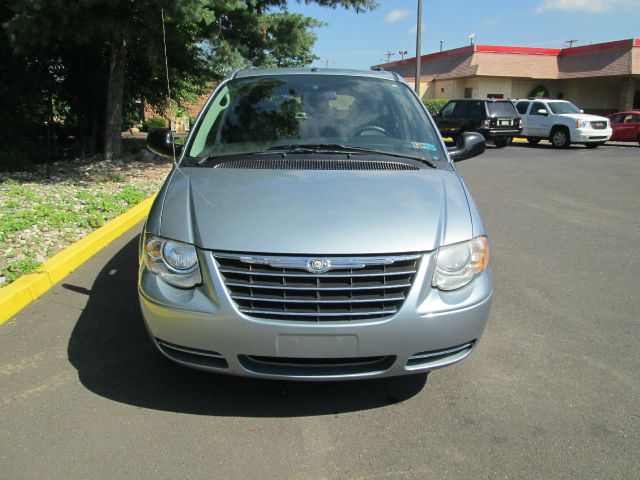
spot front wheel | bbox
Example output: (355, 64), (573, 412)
(527, 138), (541, 145)
(550, 128), (571, 148)
(493, 137), (510, 148)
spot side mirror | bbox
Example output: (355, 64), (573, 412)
(537, 109), (548, 116)
(448, 132), (486, 162)
(147, 128), (181, 158)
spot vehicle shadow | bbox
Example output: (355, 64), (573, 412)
(66, 236), (428, 417)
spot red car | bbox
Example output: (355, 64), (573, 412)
(607, 111), (640, 145)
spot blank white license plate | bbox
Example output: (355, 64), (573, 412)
(277, 334), (358, 357)
(499, 120), (512, 126)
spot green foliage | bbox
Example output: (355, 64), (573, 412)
(423, 99), (449, 115)
(143, 117), (167, 132)
(5, 258), (41, 282)
(529, 85), (549, 98)
(0, 152), (35, 172)
(0, 0), (378, 165)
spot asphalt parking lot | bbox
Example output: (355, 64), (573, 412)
(1, 142), (639, 479)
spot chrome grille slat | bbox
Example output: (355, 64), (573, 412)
(223, 281), (412, 291)
(231, 294), (405, 304)
(214, 252), (421, 322)
(218, 268), (417, 278)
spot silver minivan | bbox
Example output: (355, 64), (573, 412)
(139, 68), (492, 380)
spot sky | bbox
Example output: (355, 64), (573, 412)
(286, 0), (640, 70)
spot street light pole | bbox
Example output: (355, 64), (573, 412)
(415, 0), (422, 95)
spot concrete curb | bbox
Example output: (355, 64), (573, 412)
(0, 195), (156, 325)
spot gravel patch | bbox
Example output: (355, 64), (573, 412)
(0, 154), (173, 286)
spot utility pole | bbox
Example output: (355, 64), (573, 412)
(440, 40), (443, 52)
(415, 0), (422, 94)
(399, 50), (409, 60)
(323, 58), (333, 68)
(565, 39), (578, 48)
(384, 51), (396, 63)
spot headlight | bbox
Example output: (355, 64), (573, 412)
(432, 236), (489, 291)
(143, 234), (202, 288)
(575, 119), (588, 128)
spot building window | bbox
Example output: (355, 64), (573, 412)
(464, 88), (473, 99)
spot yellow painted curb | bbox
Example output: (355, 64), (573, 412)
(0, 194), (156, 325)
(442, 136), (527, 143)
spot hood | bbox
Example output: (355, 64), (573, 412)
(156, 166), (473, 255)
(559, 113), (609, 122)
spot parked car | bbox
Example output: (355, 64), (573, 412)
(512, 99), (612, 148)
(432, 98), (522, 148)
(606, 111), (640, 145)
(141, 68), (492, 381)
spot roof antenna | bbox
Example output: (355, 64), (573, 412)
(161, 8), (178, 168)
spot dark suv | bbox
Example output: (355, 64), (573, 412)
(433, 99), (522, 147)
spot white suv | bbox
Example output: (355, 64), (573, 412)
(513, 99), (612, 148)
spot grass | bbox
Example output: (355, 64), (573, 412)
(0, 165), (165, 285)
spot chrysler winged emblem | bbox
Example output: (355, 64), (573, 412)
(306, 258), (331, 273)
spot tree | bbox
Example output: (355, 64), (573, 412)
(3, 0), (377, 161)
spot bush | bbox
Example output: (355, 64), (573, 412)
(143, 117), (167, 132)
(0, 151), (35, 172)
(423, 99), (449, 115)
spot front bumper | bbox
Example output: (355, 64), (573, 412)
(573, 127), (612, 143)
(139, 250), (493, 380)
(478, 128), (522, 140)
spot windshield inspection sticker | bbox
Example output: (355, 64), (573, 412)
(411, 142), (437, 151)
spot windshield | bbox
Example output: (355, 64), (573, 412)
(487, 102), (517, 116)
(548, 101), (581, 115)
(184, 74), (445, 165)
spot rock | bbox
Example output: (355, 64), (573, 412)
(0, 277), (6, 286)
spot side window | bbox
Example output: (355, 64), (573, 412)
(468, 101), (485, 117)
(516, 101), (530, 115)
(609, 114), (622, 125)
(453, 101), (471, 117)
(530, 102), (547, 116)
(440, 101), (456, 117)
(633, 115), (640, 123)
(623, 114), (634, 123)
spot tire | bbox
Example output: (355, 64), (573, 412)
(527, 138), (541, 145)
(637, 134), (640, 147)
(494, 138), (510, 148)
(585, 142), (603, 149)
(550, 127), (571, 148)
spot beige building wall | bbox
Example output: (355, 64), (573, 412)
(474, 77), (513, 98)
(559, 78), (619, 111)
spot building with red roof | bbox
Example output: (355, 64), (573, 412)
(373, 38), (640, 114)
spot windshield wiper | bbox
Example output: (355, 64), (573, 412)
(266, 144), (437, 168)
(196, 143), (437, 168)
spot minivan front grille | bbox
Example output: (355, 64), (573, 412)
(214, 253), (422, 322)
